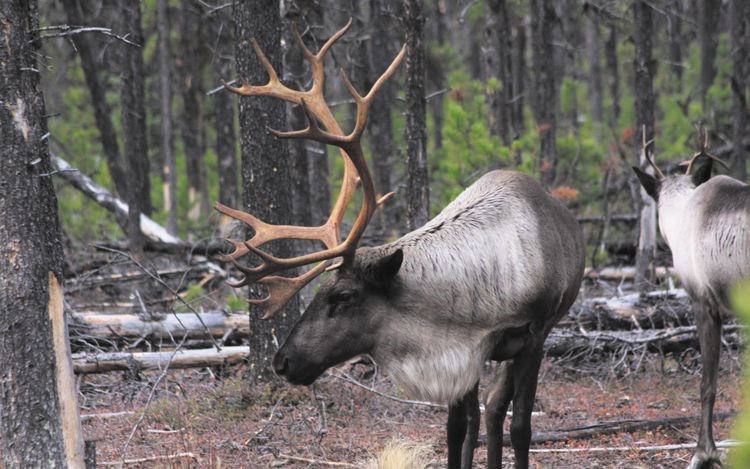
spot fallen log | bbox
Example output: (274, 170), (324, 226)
(569, 288), (693, 330)
(476, 412), (737, 447)
(584, 266), (676, 281)
(72, 346), (249, 374)
(544, 325), (743, 356)
(51, 153), (182, 245)
(68, 311), (249, 342)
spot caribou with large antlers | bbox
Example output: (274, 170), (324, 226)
(633, 132), (749, 469)
(218, 21), (585, 469)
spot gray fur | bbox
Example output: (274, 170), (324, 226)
(637, 166), (750, 469)
(275, 170), (584, 403)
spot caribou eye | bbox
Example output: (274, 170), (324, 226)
(334, 290), (357, 304)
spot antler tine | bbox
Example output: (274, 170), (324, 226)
(217, 20), (405, 318)
(684, 128), (730, 175)
(640, 125), (664, 180)
(248, 262), (330, 319)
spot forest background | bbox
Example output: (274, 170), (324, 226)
(4, 0), (750, 465)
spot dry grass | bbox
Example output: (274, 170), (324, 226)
(364, 440), (433, 469)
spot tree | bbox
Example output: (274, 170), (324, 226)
(483, 0), (513, 145)
(234, 0), (299, 382)
(62, 0), (128, 200)
(633, 0), (657, 290)
(179, 2), (209, 223)
(156, 0), (177, 235)
(0, 1), (84, 464)
(404, 0), (429, 230)
(119, 0), (152, 255)
(698, 0), (722, 108)
(210, 10), (239, 211)
(368, 0), (400, 235)
(604, 23), (620, 123)
(730, 0), (749, 181)
(585, 10), (604, 125)
(530, 0), (558, 186)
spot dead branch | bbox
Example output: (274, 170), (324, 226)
(99, 452), (197, 466)
(72, 346), (248, 374)
(51, 153), (182, 245)
(69, 311), (249, 342)
(276, 454), (357, 467)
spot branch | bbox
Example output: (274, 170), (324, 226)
(34, 25), (140, 47)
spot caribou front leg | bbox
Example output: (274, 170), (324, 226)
(688, 300), (723, 469)
(447, 382), (480, 469)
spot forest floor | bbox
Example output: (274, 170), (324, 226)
(80, 351), (744, 468)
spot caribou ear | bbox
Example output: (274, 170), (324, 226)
(367, 249), (403, 289)
(632, 167), (661, 201)
(691, 158), (713, 187)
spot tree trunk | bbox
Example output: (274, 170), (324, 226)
(730, 0), (749, 181)
(667, 0), (684, 93)
(483, 0), (512, 145)
(119, 0), (152, 256)
(368, 0), (400, 236)
(403, 0), (429, 230)
(699, 0), (722, 108)
(61, 0), (128, 200)
(157, 0), (177, 235)
(0, 2), (85, 464)
(511, 17), (527, 144)
(179, 1), (209, 223)
(585, 12), (604, 125)
(234, 0), (300, 383)
(283, 3), (313, 229)
(605, 24), (620, 123)
(633, 0), (657, 290)
(530, 0), (558, 186)
(210, 12), (239, 211)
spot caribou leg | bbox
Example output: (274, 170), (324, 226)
(688, 300), (723, 469)
(447, 382), (480, 469)
(486, 361), (514, 469)
(509, 346), (544, 469)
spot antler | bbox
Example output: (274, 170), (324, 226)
(218, 20), (406, 319)
(684, 126), (729, 175)
(639, 125), (664, 180)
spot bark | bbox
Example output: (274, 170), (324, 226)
(234, 0), (300, 383)
(301, 3), (331, 227)
(50, 154), (183, 245)
(179, 1), (209, 223)
(730, 0), (749, 181)
(73, 346), (250, 374)
(0, 2), (84, 464)
(157, 0), (177, 235)
(61, 0), (128, 199)
(119, 0), (151, 257)
(483, 0), (512, 144)
(698, 0), (722, 108)
(210, 13), (239, 210)
(403, 0), (429, 230)
(430, 0), (448, 150)
(368, 0), (400, 235)
(585, 12), (604, 125)
(604, 24), (620, 122)
(511, 18), (527, 143)
(530, 0), (558, 186)
(667, 0), (684, 93)
(283, 4), (312, 228)
(633, 0), (657, 290)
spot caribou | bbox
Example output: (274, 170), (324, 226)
(633, 134), (750, 469)
(217, 21), (585, 469)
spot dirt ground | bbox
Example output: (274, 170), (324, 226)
(80, 351), (744, 468)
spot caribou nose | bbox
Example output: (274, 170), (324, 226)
(272, 353), (289, 377)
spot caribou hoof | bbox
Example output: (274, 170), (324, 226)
(687, 449), (723, 469)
